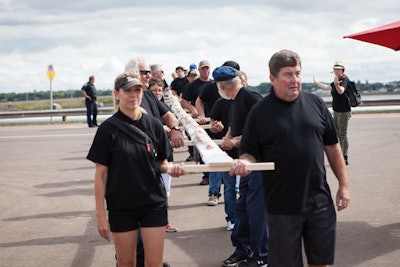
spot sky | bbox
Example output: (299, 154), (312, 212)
(0, 0), (399, 93)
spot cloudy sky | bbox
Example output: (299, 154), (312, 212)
(1, 0), (399, 93)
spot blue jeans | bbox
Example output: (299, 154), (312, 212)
(222, 172), (237, 223)
(209, 172), (237, 223)
(231, 171), (268, 260)
(85, 100), (97, 126)
(209, 172), (223, 196)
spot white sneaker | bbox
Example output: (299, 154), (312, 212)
(226, 221), (235, 231)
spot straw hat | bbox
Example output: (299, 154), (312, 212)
(333, 61), (345, 70)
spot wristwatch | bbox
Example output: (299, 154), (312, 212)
(170, 125), (180, 131)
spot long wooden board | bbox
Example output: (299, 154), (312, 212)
(167, 162), (275, 173)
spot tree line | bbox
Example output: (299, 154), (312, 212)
(1, 80), (399, 102)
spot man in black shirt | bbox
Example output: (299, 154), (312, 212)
(170, 66), (188, 97)
(81, 75), (98, 127)
(230, 49), (350, 267)
(124, 57), (184, 149)
(181, 60), (212, 185)
(213, 66), (268, 267)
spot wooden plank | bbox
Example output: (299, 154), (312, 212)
(167, 162), (275, 173)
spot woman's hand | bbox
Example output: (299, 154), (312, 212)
(97, 215), (111, 242)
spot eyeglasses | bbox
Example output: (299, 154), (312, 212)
(140, 70), (151, 75)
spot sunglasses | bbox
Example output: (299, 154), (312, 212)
(140, 70), (151, 75)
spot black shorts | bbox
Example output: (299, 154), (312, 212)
(108, 205), (168, 232)
(267, 204), (336, 266)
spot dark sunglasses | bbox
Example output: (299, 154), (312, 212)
(140, 70), (151, 75)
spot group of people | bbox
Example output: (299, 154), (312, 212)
(86, 49), (351, 267)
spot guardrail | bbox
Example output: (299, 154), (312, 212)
(0, 107), (114, 121)
(324, 99), (400, 107)
(0, 99), (399, 121)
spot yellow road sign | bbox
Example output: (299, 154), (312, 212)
(46, 70), (56, 81)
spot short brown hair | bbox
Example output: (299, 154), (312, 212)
(269, 49), (301, 77)
(148, 77), (164, 89)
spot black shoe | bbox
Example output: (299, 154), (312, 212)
(186, 155), (194, 162)
(89, 125), (96, 128)
(222, 254), (247, 267)
(199, 177), (209, 185)
(93, 123), (98, 126)
(238, 258), (268, 267)
(344, 155), (349, 165)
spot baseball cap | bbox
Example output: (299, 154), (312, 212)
(198, 60), (210, 68)
(115, 75), (143, 90)
(188, 69), (199, 76)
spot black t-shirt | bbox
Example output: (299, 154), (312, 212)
(240, 89), (338, 214)
(229, 87), (263, 138)
(141, 89), (169, 121)
(330, 77), (351, 112)
(182, 78), (212, 106)
(209, 98), (237, 157)
(163, 79), (169, 90)
(82, 82), (97, 100)
(198, 82), (221, 116)
(87, 110), (171, 212)
(171, 77), (188, 96)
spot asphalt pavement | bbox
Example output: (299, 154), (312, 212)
(0, 113), (399, 267)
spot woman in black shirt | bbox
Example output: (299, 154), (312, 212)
(87, 72), (184, 267)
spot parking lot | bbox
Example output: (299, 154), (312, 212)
(0, 113), (399, 266)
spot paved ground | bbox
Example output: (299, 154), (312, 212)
(0, 113), (399, 267)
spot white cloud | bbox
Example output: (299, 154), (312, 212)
(0, 0), (399, 93)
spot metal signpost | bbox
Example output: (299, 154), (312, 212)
(46, 64), (56, 110)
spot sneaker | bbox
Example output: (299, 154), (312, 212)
(165, 223), (178, 233)
(238, 258), (267, 267)
(222, 253), (247, 267)
(207, 191), (219, 206)
(226, 221), (235, 231)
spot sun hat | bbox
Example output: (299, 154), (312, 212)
(333, 61), (345, 69)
